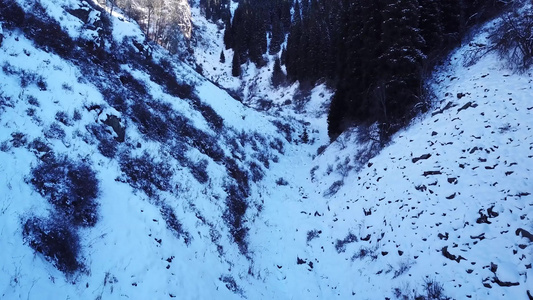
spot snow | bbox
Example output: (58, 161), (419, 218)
(1, 1), (532, 299)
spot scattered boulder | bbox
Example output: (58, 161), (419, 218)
(457, 101), (477, 113)
(103, 114), (126, 142)
(493, 277), (520, 287)
(516, 228), (533, 242)
(441, 246), (466, 262)
(412, 154), (432, 163)
(423, 170), (442, 176)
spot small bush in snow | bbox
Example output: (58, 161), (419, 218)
(160, 204), (191, 245)
(28, 138), (51, 156)
(269, 138), (285, 154)
(189, 159), (209, 184)
(219, 275), (243, 295)
(22, 216), (82, 275)
(248, 161), (263, 183)
(97, 138), (118, 158)
(393, 260), (413, 279)
(2, 62), (18, 75)
(20, 70), (46, 90)
(0, 141), (11, 152)
(272, 120), (293, 142)
(491, 8), (533, 71)
(30, 155), (99, 227)
(423, 278), (447, 300)
(145, 58), (194, 100)
(119, 151), (173, 197)
(276, 177), (289, 186)
(88, 124), (118, 158)
(55, 111), (72, 126)
(130, 102), (169, 141)
(195, 100), (223, 131)
(351, 245), (379, 261)
(44, 123), (66, 140)
(223, 184), (250, 255)
(27, 95), (40, 107)
(324, 180), (344, 198)
(10, 132), (27, 148)
(306, 229), (321, 242)
(335, 232), (358, 253)
(73, 109), (82, 121)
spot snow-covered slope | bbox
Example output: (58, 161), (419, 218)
(278, 25), (533, 299)
(1, 0), (532, 299)
(0, 1), (302, 299)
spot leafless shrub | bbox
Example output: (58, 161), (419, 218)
(490, 6), (533, 71)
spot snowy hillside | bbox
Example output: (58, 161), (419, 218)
(288, 24), (533, 299)
(0, 0), (303, 298)
(1, 0), (532, 299)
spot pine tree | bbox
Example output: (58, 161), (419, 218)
(223, 18), (233, 49)
(327, 88), (347, 141)
(220, 50), (226, 63)
(439, 0), (464, 45)
(379, 0), (425, 126)
(271, 57), (285, 87)
(269, 14), (284, 55)
(232, 51), (241, 77)
(285, 0), (302, 81)
(419, 0), (444, 56)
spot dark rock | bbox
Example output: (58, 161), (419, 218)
(457, 101), (473, 112)
(487, 206), (499, 218)
(361, 234), (371, 241)
(412, 154), (432, 163)
(516, 228), (533, 242)
(423, 170), (442, 176)
(470, 233), (485, 240)
(493, 277), (519, 287)
(446, 193), (456, 200)
(477, 210), (491, 224)
(103, 115), (126, 142)
(442, 246), (466, 263)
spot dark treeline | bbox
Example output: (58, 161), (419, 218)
(216, 0), (510, 141)
(328, 0), (509, 141)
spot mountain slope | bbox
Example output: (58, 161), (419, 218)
(0, 1), (304, 299)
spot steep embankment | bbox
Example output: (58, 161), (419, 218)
(263, 23), (533, 299)
(0, 0), (308, 299)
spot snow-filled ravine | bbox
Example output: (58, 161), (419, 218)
(1, 0), (532, 299)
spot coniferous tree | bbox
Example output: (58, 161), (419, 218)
(286, 0), (302, 81)
(271, 56), (285, 87)
(419, 0), (444, 56)
(232, 51), (241, 77)
(378, 0), (425, 128)
(220, 49), (226, 63)
(439, 0), (464, 45)
(269, 13), (284, 55)
(223, 18), (233, 50)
